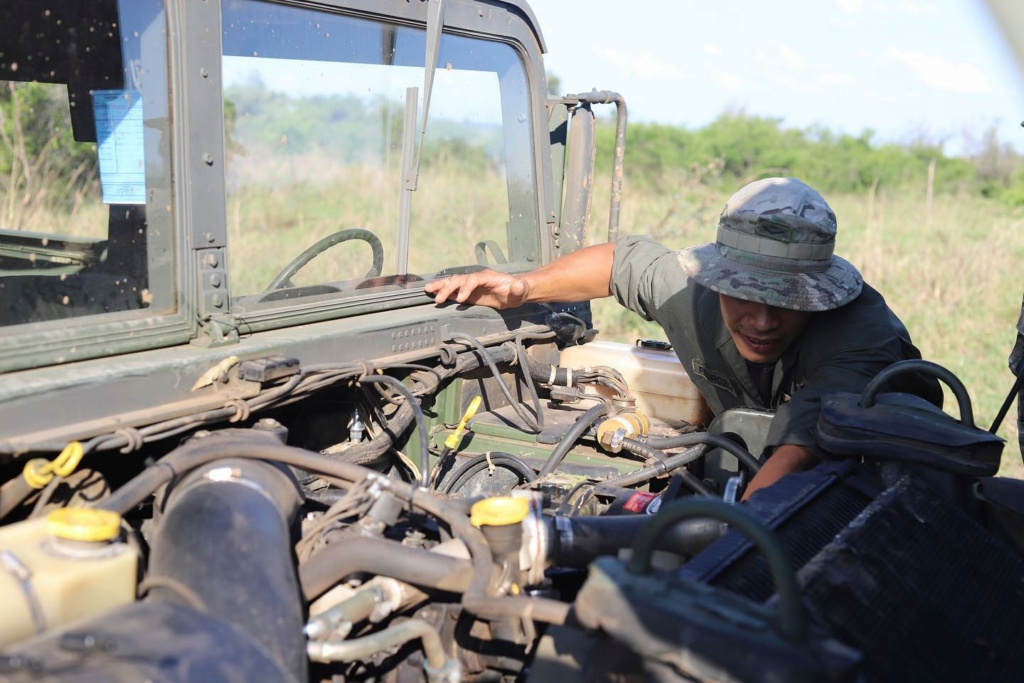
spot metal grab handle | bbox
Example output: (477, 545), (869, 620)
(857, 359), (974, 428)
(628, 498), (807, 644)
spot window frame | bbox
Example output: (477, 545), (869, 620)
(217, 0), (555, 334)
(0, 0), (555, 372)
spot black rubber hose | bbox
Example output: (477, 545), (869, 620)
(440, 452), (537, 495)
(600, 445), (709, 489)
(524, 355), (573, 387)
(147, 459), (307, 681)
(618, 439), (714, 496)
(616, 436), (668, 462)
(646, 432), (761, 473)
(97, 437), (374, 515)
(536, 403), (611, 478)
(299, 536), (475, 600)
(412, 490), (570, 625)
(95, 436), (570, 625)
(551, 514), (725, 567)
(628, 498), (807, 644)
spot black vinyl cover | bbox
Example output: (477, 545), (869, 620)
(814, 391), (1003, 476)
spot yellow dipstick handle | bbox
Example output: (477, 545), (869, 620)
(444, 396), (482, 450)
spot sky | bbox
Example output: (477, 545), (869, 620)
(528, 0), (1024, 156)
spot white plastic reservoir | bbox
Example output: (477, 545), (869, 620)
(559, 340), (710, 427)
(0, 508), (138, 646)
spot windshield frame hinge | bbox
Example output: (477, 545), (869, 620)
(193, 313), (240, 348)
(192, 247), (239, 347)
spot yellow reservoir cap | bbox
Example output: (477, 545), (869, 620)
(46, 509), (122, 542)
(470, 497), (529, 527)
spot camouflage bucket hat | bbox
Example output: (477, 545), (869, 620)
(677, 177), (863, 312)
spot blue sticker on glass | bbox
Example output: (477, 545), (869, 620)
(92, 90), (145, 204)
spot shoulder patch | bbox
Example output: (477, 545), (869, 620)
(691, 358), (739, 397)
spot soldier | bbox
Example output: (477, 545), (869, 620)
(426, 177), (941, 500)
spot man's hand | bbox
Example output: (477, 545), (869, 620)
(424, 269), (530, 309)
(741, 444), (817, 501)
(425, 243), (617, 310)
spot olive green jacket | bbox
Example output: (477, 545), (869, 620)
(610, 236), (941, 451)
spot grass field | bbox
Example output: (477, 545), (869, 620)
(8, 156), (1023, 476)
(586, 177), (1024, 477)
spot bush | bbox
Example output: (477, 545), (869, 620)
(596, 112), (990, 200)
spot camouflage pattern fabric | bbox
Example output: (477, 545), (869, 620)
(678, 177), (862, 312)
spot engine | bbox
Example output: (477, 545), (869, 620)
(1, 335), (1023, 683)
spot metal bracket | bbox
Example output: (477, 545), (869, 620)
(192, 248), (238, 347)
(194, 314), (239, 348)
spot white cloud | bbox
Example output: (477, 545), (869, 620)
(715, 71), (745, 90)
(817, 72), (854, 86)
(777, 45), (804, 68)
(896, 0), (939, 16)
(602, 49), (682, 80)
(702, 44), (723, 57)
(771, 73), (818, 94)
(887, 48), (994, 94)
(833, 0), (866, 14)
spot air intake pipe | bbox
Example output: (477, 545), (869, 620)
(146, 455), (306, 680)
(0, 448), (308, 682)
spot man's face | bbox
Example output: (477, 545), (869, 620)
(719, 293), (811, 363)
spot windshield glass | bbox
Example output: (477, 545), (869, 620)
(0, 0), (174, 328)
(221, 0), (538, 306)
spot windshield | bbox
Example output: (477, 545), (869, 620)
(0, 0), (174, 328)
(221, 0), (539, 307)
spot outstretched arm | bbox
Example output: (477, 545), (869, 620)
(425, 242), (617, 309)
(740, 444), (817, 501)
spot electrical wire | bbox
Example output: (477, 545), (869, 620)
(515, 333), (547, 432)
(451, 332), (543, 433)
(440, 452), (537, 495)
(358, 374), (431, 489)
(295, 478), (379, 562)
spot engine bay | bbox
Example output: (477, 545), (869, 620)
(2, 330), (1024, 682)
(3, 0), (1024, 680)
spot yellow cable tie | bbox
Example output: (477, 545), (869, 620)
(23, 458), (54, 489)
(52, 442), (85, 478)
(22, 442), (85, 489)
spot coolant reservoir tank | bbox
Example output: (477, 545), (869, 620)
(559, 340), (710, 428)
(0, 508), (138, 646)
